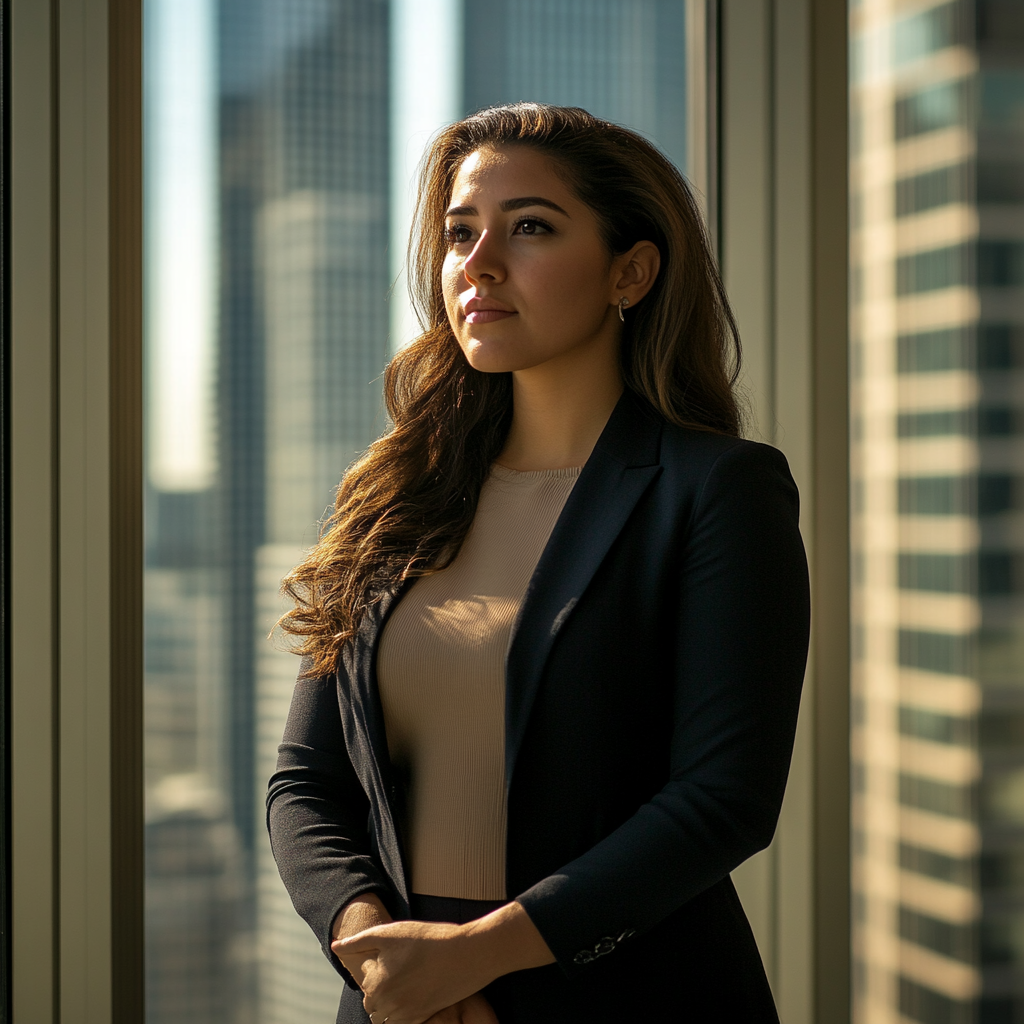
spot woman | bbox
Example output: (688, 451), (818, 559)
(268, 103), (810, 1024)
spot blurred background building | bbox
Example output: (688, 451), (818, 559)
(143, 1), (693, 1021)
(850, 1), (1024, 1021)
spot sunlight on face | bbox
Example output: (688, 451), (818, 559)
(441, 146), (620, 375)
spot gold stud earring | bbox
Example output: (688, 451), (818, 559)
(618, 297), (630, 322)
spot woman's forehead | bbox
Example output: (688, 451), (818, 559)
(448, 146), (570, 207)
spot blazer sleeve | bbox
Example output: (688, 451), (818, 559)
(515, 441), (811, 975)
(266, 663), (394, 978)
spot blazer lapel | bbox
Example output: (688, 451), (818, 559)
(336, 582), (412, 912)
(504, 391), (663, 787)
(344, 584), (409, 774)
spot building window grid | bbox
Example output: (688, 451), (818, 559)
(852, 0), (1024, 1020)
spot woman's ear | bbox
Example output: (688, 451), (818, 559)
(611, 240), (661, 309)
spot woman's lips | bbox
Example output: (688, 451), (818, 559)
(465, 309), (515, 324)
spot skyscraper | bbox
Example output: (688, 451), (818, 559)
(249, 3), (392, 1020)
(146, 0), (392, 1019)
(851, 2), (1024, 1020)
(144, 0), (246, 1017)
(463, 0), (688, 172)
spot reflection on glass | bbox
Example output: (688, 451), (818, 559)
(851, 1), (1024, 1021)
(144, 2), (697, 1020)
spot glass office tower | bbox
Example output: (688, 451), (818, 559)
(851, 2), (1024, 1021)
(248, 4), (393, 1021)
(144, 2), (695, 1021)
(462, 0), (688, 169)
(146, 2), (391, 1021)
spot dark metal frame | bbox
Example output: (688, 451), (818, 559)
(1, 0), (10, 1017)
(110, 1), (145, 1019)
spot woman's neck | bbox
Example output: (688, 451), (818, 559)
(496, 343), (624, 472)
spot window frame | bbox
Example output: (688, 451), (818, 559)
(10, 0), (142, 1020)
(0, 0), (9, 1018)
(7, 1), (848, 1020)
(720, 2), (850, 1021)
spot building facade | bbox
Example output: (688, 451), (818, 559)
(851, 2), (1024, 1021)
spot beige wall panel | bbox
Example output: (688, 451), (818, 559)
(774, 3), (816, 1021)
(11, 0), (141, 1020)
(722, 0), (850, 1020)
(808, 0), (851, 1019)
(721, 0), (781, 983)
(57, 0), (115, 1020)
(11, 0), (58, 1019)
(722, 0), (774, 443)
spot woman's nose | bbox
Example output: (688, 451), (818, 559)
(464, 230), (505, 284)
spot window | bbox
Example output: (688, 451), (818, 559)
(899, 706), (973, 744)
(143, 2), (704, 1018)
(898, 631), (974, 676)
(894, 80), (971, 139)
(899, 773), (974, 819)
(892, 1), (963, 68)
(900, 843), (975, 886)
(9, 0), (853, 1016)
(896, 244), (971, 295)
(899, 906), (975, 963)
(895, 163), (970, 218)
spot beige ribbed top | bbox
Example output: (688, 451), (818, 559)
(377, 464), (580, 900)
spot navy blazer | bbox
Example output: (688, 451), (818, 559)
(268, 390), (810, 1021)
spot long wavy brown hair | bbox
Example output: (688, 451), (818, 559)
(279, 103), (742, 676)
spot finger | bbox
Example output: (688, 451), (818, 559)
(333, 948), (378, 982)
(334, 933), (385, 954)
(334, 951), (376, 974)
(332, 936), (379, 957)
(363, 999), (401, 1024)
(334, 945), (375, 959)
(334, 920), (403, 946)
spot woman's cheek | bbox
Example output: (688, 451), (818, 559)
(442, 290), (461, 333)
(440, 258), (461, 311)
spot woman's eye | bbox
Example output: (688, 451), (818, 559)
(446, 224), (473, 245)
(514, 218), (548, 236)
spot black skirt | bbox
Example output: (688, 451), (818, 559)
(336, 885), (780, 1024)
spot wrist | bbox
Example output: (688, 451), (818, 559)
(460, 900), (556, 983)
(332, 892), (392, 941)
(331, 893), (392, 989)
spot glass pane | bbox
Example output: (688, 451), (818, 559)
(143, 2), (705, 1021)
(851, 2), (1024, 1021)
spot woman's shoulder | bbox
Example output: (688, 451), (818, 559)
(642, 424), (802, 539)
(601, 391), (795, 496)
(658, 421), (793, 482)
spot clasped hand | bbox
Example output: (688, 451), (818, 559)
(333, 919), (499, 1024)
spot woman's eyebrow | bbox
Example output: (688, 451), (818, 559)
(445, 196), (571, 218)
(501, 196), (570, 216)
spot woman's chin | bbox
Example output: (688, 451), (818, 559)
(460, 341), (521, 375)
(468, 361), (517, 375)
